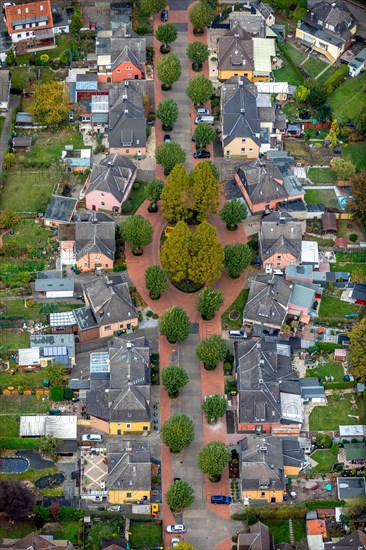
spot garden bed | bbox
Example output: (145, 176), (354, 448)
(221, 289), (249, 330)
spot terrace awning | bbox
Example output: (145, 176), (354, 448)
(34, 28), (54, 40)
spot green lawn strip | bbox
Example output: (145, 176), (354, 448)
(1, 300), (82, 321)
(1, 415), (21, 437)
(0, 395), (51, 413)
(0, 329), (30, 353)
(24, 128), (85, 167)
(304, 129), (328, 141)
(263, 521), (290, 544)
(53, 522), (80, 545)
(3, 220), (52, 249)
(303, 236), (334, 247)
(307, 167), (337, 184)
(318, 295), (359, 321)
(129, 522), (163, 548)
(330, 262), (366, 284)
(126, 180), (148, 213)
(282, 102), (300, 122)
(0, 169), (57, 212)
(342, 142), (366, 173)
(330, 73), (366, 121)
(317, 66), (339, 86)
(305, 189), (339, 210)
(0, 367), (53, 390)
(273, 65), (302, 86)
(303, 57), (329, 78)
(221, 288), (249, 330)
(309, 394), (364, 431)
(284, 44), (307, 65)
(0, 467), (56, 483)
(311, 445), (339, 473)
(0, 437), (42, 450)
(306, 361), (344, 383)
(0, 519), (35, 539)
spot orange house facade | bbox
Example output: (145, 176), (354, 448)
(263, 251), (298, 272)
(98, 61), (144, 83)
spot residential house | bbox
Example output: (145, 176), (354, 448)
(287, 280), (322, 324)
(349, 47), (366, 77)
(43, 196), (78, 227)
(301, 241), (319, 269)
(299, 378), (326, 403)
(260, 211), (305, 272)
(30, 333), (76, 367)
(0, 532), (76, 549)
(254, 2), (276, 27)
(217, 25), (275, 81)
(324, 529), (366, 549)
(66, 69), (99, 103)
(35, 270), (74, 298)
(239, 435), (305, 503)
(58, 211), (116, 271)
(322, 212), (337, 234)
(235, 339), (303, 434)
(234, 159), (304, 214)
(221, 77), (283, 159)
(0, 70), (11, 111)
(107, 440), (151, 503)
(108, 80), (146, 156)
(307, 518), (328, 550)
(348, 284), (366, 306)
(84, 154), (137, 214)
(110, 1), (132, 31)
(295, 0), (357, 63)
(97, 24), (146, 83)
(86, 336), (151, 435)
(243, 274), (292, 337)
(237, 522), (275, 549)
(50, 275), (137, 342)
(61, 147), (92, 172)
(91, 94), (109, 131)
(228, 14), (269, 39)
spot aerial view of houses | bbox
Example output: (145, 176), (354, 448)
(0, 0), (366, 549)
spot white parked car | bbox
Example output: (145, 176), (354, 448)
(171, 538), (180, 548)
(166, 525), (186, 533)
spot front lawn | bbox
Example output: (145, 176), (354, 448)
(129, 522), (163, 549)
(0, 168), (57, 212)
(307, 167), (337, 184)
(306, 362), (344, 383)
(343, 142), (366, 173)
(311, 444), (339, 473)
(309, 394), (364, 431)
(221, 289), (249, 330)
(330, 73), (366, 122)
(318, 295), (359, 322)
(305, 189), (339, 210)
(263, 520), (306, 545)
(302, 57), (329, 78)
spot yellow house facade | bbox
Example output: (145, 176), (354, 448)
(108, 488), (151, 504)
(110, 420), (151, 436)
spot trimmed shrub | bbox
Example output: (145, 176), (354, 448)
(50, 386), (64, 402)
(349, 233), (358, 242)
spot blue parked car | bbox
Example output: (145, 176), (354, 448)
(211, 496), (232, 504)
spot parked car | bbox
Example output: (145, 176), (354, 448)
(211, 496), (232, 504)
(166, 525), (186, 533)
(171, 539), (180, 548)
(193, 150), (211, 159)
(273, 269), (283, 276)
(147, 120), (154, 126)
(164, 134), (171, 142)
(311, 483), (319, 490)
(161, 9), (168, 21)
(196, 108), (210, 116)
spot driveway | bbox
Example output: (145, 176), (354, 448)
(0, 95), (20, 177)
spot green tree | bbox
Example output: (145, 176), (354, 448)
(50, 386), (64, 402)
(161, 221), (191, 281)
(146, 178), (164, 210)
(197, 287), (224, 320)
(202, 395), (227, 424)
(156, 98), (179, 130)
(225, 243), (252, 278)
(189, 221), (224, 285)
(190, 162), (220, 222)
(145, 265), (168, 299)
(220, 199), (248, 230)
(187, 75), (214, 105)
(326, 119), (340, 148)
(193, 122), (216, 148)
(348, 170), (366, 226)
(28, 81), (70, 125)
(161, 164), (191, 222)
(189, 3), (215, 34)
(196, 334), (228, 370)
(120, 214), (153, 254)
(198, 440), (231, 482)
(157, 53), (182, 88)
(330, 158), (356, 181)
(304, 77), (327, 107)
(166, 480), (195, 512)
(355, 107), (366, 136)
(348, 318), (366, 381)
(0, 210), (21, 229)
(41, 303), (61, 316)
(187, 41), (209, 69)
(159, 306), (191, 343)
(161, 365), (189, 398)
(140, 0), (167, 17)
(155, 23), (178, 51)
(5, 48), (16, 66)
(155, 142), (186, 175)
(40, 54), (49, 65)
(294, 85), (310, 102)
(161, 413), (195, 452)
(70, 11), (83, 34)
(39, 434), (60, 457)
(44, 363), (65, 386)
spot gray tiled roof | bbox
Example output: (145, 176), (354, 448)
(260, 212), (304, 262)
(87, 154), (137, 204)
(97, 24), (146, 68)
(44, 195), (77, 222)
(303, 0), (355, 43)
(218, 26), (254, 72)
(107, 440), (151, 491)
(236, 159), (288, 206)
(83, 275), (137, 327)
(75, 214), (115, 262)
(243, 274), (291, 328)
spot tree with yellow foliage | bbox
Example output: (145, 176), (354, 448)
(189, 161), (219, 222)
(28, 81), (70, 125)
(161, 164), (191, 223)
(160, 221), (191, 282)
(189, 221), (224, 285)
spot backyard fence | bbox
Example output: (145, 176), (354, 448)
(2, 389), (49, 396)
(303, 123), (331, 129)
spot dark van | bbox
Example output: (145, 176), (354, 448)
(211, 496), (232, 504)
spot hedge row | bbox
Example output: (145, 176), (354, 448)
(0, 437), (41, 450)
(316, 342), (344, 352)
(324, 381), (357, 390)
(324, 65), (349, 95)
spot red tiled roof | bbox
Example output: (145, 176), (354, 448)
(5, 0), (53, 35)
